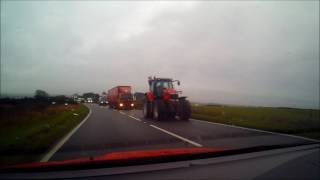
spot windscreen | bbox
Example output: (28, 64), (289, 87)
(0, 1), (319, 173)
(120, 94), (133, 100)
(156, 81), (174, 89)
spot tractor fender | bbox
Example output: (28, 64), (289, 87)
(145, 92), (155, 102)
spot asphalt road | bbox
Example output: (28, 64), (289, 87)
(51, 103), (312, 161)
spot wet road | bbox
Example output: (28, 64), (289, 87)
(51, 104), (311, 161)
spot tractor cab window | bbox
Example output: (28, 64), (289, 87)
(150, 81), (155, 92)
(161, 81), (174, 89)
(154, 81), (174, 96)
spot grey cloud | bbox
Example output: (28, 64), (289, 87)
(1, 1), (319, 109)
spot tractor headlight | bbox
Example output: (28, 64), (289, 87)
(119, 103), (124, 107)
(131, 103), (134, 107)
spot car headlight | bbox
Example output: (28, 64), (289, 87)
(131, 103), (134, 107)
(119, 103), (123, 107)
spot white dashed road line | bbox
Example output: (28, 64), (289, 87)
(128, 115), (142, 122)
(122, 112), (202, 147)
(149, 124), (203, 147)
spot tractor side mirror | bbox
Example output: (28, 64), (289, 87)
(177, 81), (180, 86)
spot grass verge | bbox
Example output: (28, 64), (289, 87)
(0, 104), (89, 166)
(191, 104), (320, 140)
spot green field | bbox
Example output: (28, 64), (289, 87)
(0, 104), (89, 166)
(192, 104), (320, 140)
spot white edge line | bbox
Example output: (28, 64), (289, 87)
(39, 105), (92, 162)
(149, 124), (203, 147)
(128, 115), (142, 121)
(191, 118), (320, 143)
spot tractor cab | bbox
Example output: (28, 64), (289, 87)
(149, 78), (176, 97)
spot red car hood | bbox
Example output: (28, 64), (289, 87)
(2, 148), (227, 172)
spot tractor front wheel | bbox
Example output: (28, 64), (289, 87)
(143, 101), (152, 118)
(153, 100), (166, 120)
(178, 99), (191, 121)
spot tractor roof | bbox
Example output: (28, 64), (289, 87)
(150, 77), (173, 81)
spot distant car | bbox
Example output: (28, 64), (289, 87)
(87, 98), (93, 103)
(76, 98), (85, 103)
(98, 96), (108, 106)
(99, 100), (108, 106)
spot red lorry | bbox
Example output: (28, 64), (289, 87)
(107, 86), (134, 110)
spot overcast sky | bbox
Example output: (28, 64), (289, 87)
(1, 1), (319, 109)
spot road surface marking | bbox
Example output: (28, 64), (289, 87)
(149, 124), (203, 147)
(191, 119), (320, 143)
(119, 111), (126, 115)
(128, 115), (142, 121)
(40, 106), (92, 162)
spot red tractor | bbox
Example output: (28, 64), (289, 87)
(143, 77), (191, 120)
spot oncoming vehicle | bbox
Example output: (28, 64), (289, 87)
(143, 76), (191, 120)
(76, 97), (85, 103)
(86, 98), (93, 103)
(107, 86), (134, 109)
(98, 96), (108, 106)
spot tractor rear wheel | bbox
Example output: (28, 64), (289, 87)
(143, 101), (152, 118)
(178, 99), (191, 121)
(153, 100), (166, 120)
